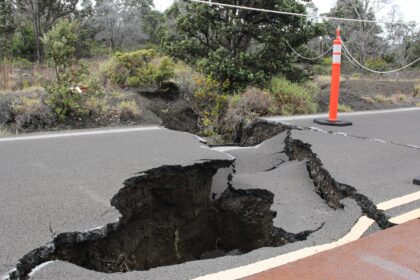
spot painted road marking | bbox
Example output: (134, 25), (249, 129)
(390, 208), (420, 224)
(377, 191), (420, 211)
(360, 254), (420, 280)
(0, 126), (162, 143)
(262, 107), (420, 122)
(194, 191), (420, 280)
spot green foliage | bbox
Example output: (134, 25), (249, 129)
(192, 76), (229, 136)
(117, 100), (142, 120)
(163, 0), (324, 90)
(365, 58), (389, 71)
(44, 84), (86, 120)
(104, 49), (175, 87)
(11, 24), (36, 61)
(42, 19), (81, 84)
(269, 77), (318, 115)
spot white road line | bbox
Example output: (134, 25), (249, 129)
(194, 191), (420, 280)
(390, 209), (420, 224)
(262, 107), (420, 122)
(0, 126), (162, 142)
(377, 191), (420, 211)
(193, 216), (375, 280)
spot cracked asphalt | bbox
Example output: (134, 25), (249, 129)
(2, 107), (420, 280)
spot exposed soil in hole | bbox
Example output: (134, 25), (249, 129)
(9, 159), (318, 279)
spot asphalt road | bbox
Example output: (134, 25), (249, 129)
(1, 107), (420, 280)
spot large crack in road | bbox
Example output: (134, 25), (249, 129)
(3, 122), (398, 280)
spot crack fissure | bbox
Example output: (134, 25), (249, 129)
(284, 130), (394, 229)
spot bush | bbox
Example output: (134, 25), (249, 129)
(365, 58), (389, 71)
(192, 76), (229, 136)
(104, 49), (175, 88)
(117, 100), (142, 121)
(11, 97), (51, 129)
(42, 19), (81, 85)
(269, 77), (318, 115)
(221, 88), (273, 141)
(173, 62), (202, 101)
(44, 84), (86, 120)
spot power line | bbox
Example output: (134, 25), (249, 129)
(342, 41), (420, 74)
(286, 41), (332, 61)
(187, 0), (420, 26)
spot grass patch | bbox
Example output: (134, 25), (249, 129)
(338, 104), (353, 112)
(117, 100), (142, 120)
(269, 76), (318, 115)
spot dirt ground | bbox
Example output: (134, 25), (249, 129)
(316, 72), (420, 112)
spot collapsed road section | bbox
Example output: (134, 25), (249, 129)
(6, 156), (318, 279)
(4, 120), (410, 280)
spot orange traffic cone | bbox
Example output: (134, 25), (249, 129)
(314, 28), (352, 127)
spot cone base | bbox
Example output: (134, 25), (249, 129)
(414, 176), (420, 186)
(313, 118), (353, 127)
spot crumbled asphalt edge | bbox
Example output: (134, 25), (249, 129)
(5, 158), (320, 279)
(284, 130), (394, 229)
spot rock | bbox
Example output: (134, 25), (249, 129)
(162, 100), (199, 134)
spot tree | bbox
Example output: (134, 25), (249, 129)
(92, 0), (148, 50)
(325, 0), (390, 63)
(0, 0), (15, 57)
(11, 0), (79, 62)
(42, 19), (80, 84)
(163, 0), (324, 90)
(385, 5), (419, 66)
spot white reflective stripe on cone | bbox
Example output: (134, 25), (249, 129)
(333, 54), (341, 64)
(333, 44), (342, 53)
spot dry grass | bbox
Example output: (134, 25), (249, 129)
(117, 100), (142, 120)
(362, 93), (411, 105)
(11, 96), (51, 129)
(0, 127), (11, 137)
(0, 59), (55, 91)
(338, 104), (353, 112)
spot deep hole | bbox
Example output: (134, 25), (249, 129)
(50, 161), (298, 273)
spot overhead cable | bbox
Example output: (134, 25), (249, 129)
(187, 0), (420, 25)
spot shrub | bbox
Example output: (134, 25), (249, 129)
(104, 49), (175, 88)
(117, 100), (142, 121)
(11, 97), (51, 129)
(313, 65), (329, 75)
(365, 58), (389, 71)
(42, 19), (81, 85)
(269, 77), (318, 115)
(173, 62), (202, 101)
(221, 88), (273, 141)
(338, 104), (353, 112)
(192, 76), (229, 136)
(0, 127), (11, 136)
(414, 84), (420, 97)
(44, 84), (86, 120)
(83, 96), (107, 116)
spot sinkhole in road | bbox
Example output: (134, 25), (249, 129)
(8, 121), (392, 279)
(51, 160), (317, 274)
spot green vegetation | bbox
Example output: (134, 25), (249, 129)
(163, 0), (324, 90)
(269, 77), (318, 115)
(101, 49), (175, 87)
(117, 100), (142, 121)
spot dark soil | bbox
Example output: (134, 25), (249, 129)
(317, 77), (420, 112)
